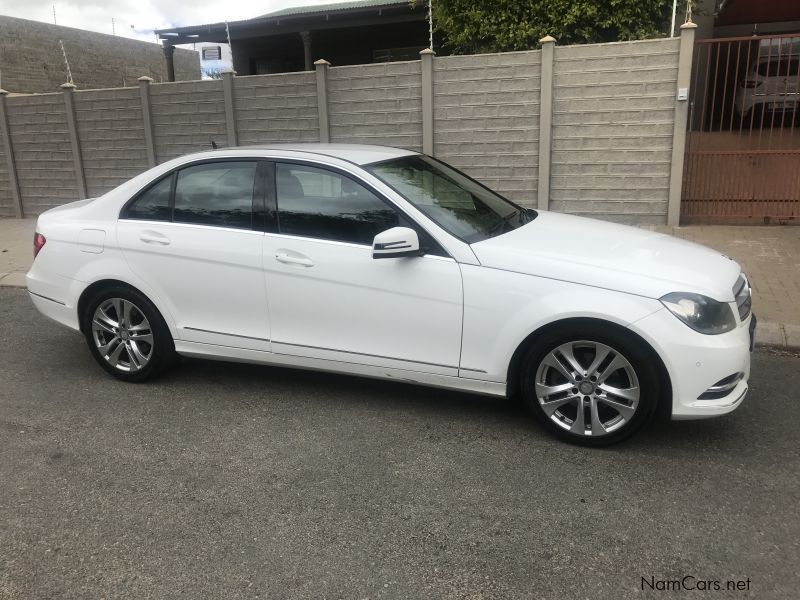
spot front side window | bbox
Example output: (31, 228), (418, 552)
(173, 162), (257, 229)
(275, 163), (403, 245)
(366, 155), (533, 243)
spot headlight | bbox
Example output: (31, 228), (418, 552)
(660, 292), (736, 334)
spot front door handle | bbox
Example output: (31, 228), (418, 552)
(139, 231), (170, 245)
(275, 252), (314, 267)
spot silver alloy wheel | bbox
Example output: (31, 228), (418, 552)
(91, 298), (154, 373)
(534, 340), (640, 437)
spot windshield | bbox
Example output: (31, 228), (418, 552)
(366, 155), (535, 243)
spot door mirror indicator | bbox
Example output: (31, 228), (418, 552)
(372, 227), (422, 259)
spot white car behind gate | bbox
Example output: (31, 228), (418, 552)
(27, 144), (755, 445)
(735, 49), (800, 120)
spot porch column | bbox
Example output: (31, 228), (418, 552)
(300, 31), (313, 71)
(163, 43), (176, 82)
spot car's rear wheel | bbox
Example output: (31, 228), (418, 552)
(520, 323), (659, 446)
(82, 286), (176, 382)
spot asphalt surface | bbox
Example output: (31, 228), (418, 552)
(1, 287), (798, 599)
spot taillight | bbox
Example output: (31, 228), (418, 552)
(33, 232), (46, 258)
(742, 80), (763, 88)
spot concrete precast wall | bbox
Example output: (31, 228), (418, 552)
(0, 33), (690, 222)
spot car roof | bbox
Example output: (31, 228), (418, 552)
(242, 143), (419, 165)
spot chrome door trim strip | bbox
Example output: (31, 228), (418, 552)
(272, 339), (458, 370)
(184, 326), (270, 343)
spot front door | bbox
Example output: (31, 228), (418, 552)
(262, 161), (463, 375)
(117, 159), (270, 351)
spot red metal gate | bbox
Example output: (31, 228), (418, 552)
(682, 34), (800, 224)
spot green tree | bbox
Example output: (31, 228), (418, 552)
(428, 0), (685, 53)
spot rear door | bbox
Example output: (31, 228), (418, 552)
(117, 159), (270, 351)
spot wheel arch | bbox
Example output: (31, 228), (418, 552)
(506, 317), (673, 420)
(77, 279), (175, 338)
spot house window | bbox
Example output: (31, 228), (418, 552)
(373, 47), (422, 63)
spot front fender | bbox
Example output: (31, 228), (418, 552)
(458, 265), (663, 382)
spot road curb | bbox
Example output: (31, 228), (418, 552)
(0, 272), (26, 288)
(756, 321), (800, 351)
(2, 277), (798, 352)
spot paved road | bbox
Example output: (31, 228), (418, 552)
(1, 287), (798, 599)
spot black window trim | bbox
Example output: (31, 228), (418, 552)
(364, 154), (537, 220)
(120, 157), (267, 232)
(265, 158), (451, 258)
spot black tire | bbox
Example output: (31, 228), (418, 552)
(81, 284), (177, 382)
(732, 108), (748, 130)
(519, 321), (660, 447)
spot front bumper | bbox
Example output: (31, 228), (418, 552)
(630, 307), (753, 420)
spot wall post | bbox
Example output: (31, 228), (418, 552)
(537, 35), (556, 212)
(221, 69), (238, 147)
(0, 89), (24, 217)
(420, 48), (435, 155)
(61, 82), (88, 200)
(138, 76), (157, 167)
(667, 22), (697, 226)
(314, 59), (331, 143)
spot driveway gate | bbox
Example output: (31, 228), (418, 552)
(682, 34), (800, 224)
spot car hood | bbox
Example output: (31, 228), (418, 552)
(470, 211), (741, 301)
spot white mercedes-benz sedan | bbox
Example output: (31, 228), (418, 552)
(27, 144), (755, 445)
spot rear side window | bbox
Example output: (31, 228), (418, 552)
(275, 163), (402, 245)
(174, 162), (257, 230)
(122, 161), (258, 229)
(125, 175), (172, 221)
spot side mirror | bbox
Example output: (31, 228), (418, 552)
(372, 227), (422, 259)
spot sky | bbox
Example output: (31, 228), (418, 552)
(0, 0), (357, 43)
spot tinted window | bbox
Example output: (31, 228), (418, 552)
(173, 162), (256, 229)
(276, 163), (402, 245)
(366, 155), (533, 243)
(125, 175), (172, 221)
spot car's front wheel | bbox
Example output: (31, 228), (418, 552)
(82, 285), (176, 382)
(520, 323), (659, 446)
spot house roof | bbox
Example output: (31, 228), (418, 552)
(258, 0), (413, 20)
(156, 0), (422, 42)
(716, 0), (800, 26)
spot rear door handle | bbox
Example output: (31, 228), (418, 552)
(139, 231), (170, 246)
(275, 252), (314, 267)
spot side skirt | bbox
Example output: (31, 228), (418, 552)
(174, 340), (508, 398)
